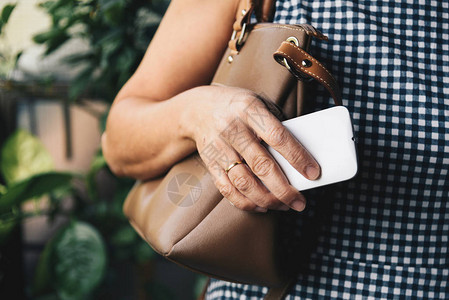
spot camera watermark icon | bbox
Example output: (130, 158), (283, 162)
(167, 173), (202, 207)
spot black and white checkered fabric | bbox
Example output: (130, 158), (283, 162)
(206, 0), (449, 299)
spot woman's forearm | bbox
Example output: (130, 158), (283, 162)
(102, 91), (197, 180)
(101, 0), (240, 180)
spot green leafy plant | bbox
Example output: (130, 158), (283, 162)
(0, 3), (22, 78)
(33, 0), (169, 101)
(0, 130), (107, 300)
(1, 130), (54, 185)
(1, 0), (204, 298)
(33, 221), (107, 299)
(0, 130), (75, 243)
(0, 128), (155, 298)
(0, 3), (16, 36)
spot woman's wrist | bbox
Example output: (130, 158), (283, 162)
(177, 85), (211, 143)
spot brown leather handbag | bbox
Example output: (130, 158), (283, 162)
(123, 0), (341, 298)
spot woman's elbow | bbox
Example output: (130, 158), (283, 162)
(101, 132), (166, 180)
(101, 132), (128, 177)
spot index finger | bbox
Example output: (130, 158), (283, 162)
(242, 101), (321, 180)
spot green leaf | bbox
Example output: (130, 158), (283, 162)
(116, 46), (137, 85)
(110, 225), (136, 247)
(33, 29), (60, 44)
(14, 50), (23, 66)
(52, 221), (107, 300)
(0, 184), (6, 195)
(98, 33), (122, 69)
(64, 52), (94, 65)
(1, 129), (54, 185)
(193, 275), (209, 300)
(1, 3), (16, 24)
(99, 110), (109, 133)
(99, 0), (126, 25)
(38, 1), (56, 11)
(33, 221), (107, 299)
(68, 66), (94, 100)
(32, 230), (56, 296)
(86, 151), (107, 200)
(33, 28), (70, 55)
(43, 0), (73, 17)
(0, 172), (74, 214)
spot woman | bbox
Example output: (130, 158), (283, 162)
(103, 0), (449, 298)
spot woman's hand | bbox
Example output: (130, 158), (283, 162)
(182, 85), (321, 213)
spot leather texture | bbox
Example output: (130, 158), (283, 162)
(274, 41), (342, 105)
(216, 24), (311, 117)
(125, 155), (287, 286)
(123, 1), (342, 295)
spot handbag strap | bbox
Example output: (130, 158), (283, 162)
(229, 0), (275, 52)
(229, 1), (342, 105)
(274, 41), (342, 105)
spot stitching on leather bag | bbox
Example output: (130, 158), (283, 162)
(287, 42), (336, 80)
(276, 50), (334, 92)
(252, 24), (306, 34)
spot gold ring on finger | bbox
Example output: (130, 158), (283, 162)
(225, 161), (244, 174)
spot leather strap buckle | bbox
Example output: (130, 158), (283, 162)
(274, 41), (342, 105)
(282, 59), (314, 82)
(280, 37), (313, 82)
(231, 22), (248, 49)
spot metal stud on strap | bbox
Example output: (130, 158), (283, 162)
(282, 37), (299, 71)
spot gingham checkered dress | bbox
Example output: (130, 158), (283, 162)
(206, 0), (449, 299)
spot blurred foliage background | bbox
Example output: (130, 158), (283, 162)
(32, 0), (168, 101)
(0, 0), (206, 299)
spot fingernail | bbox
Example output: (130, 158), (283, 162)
(306, 165), (320, 180)
(291, 197), (306, 211)
(254, 207), (268, 213)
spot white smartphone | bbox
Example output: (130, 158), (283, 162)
(266, 106), (358, 191)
